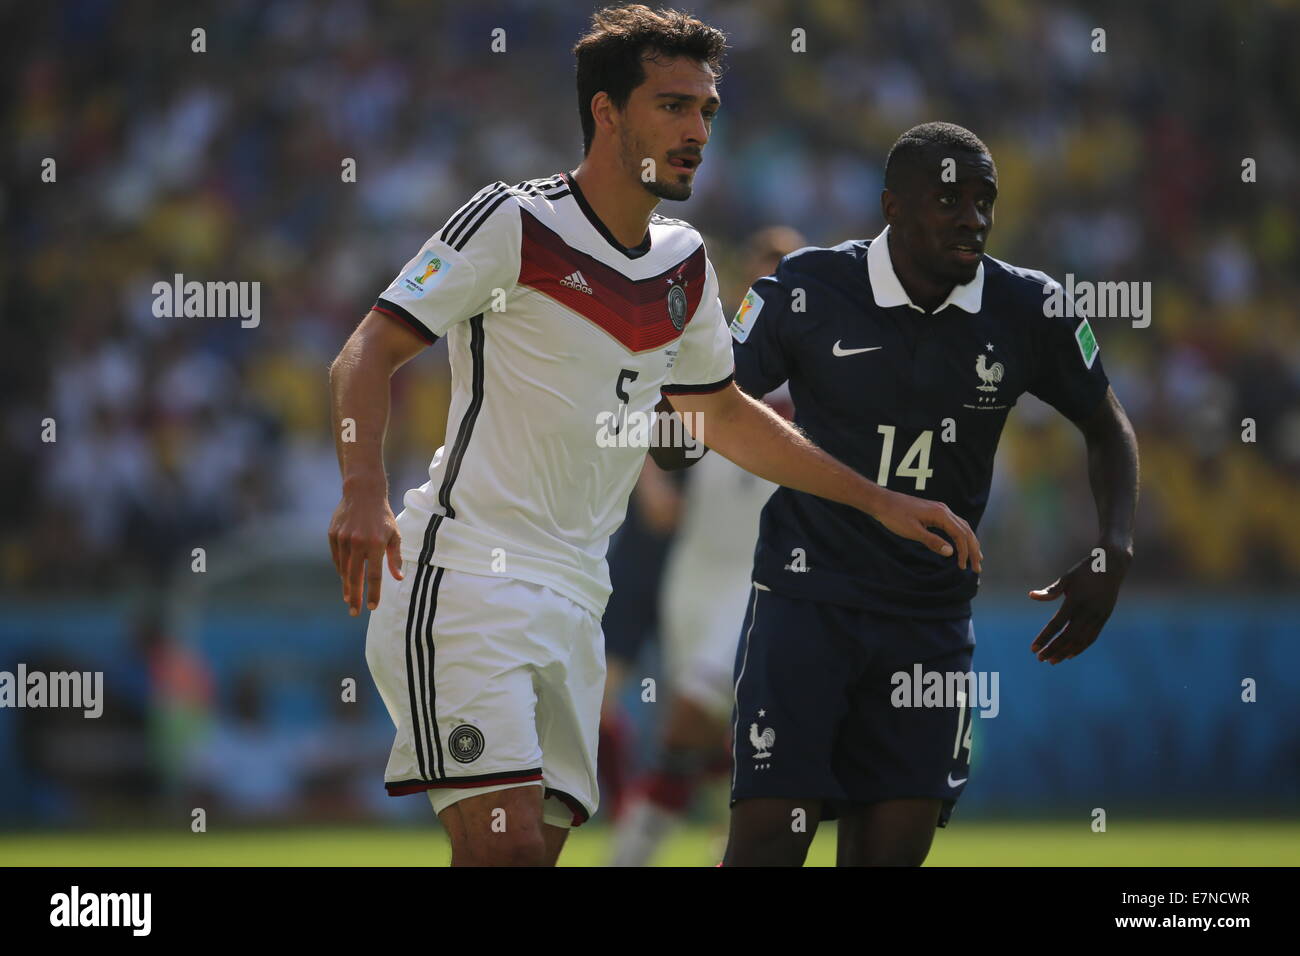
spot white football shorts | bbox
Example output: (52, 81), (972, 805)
(365, 560), (603, 828)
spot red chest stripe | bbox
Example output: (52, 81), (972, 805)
(518, 210), (706, 352)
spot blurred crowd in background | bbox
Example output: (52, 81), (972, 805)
(6, 0), (1299, 595)
(2, 0), (1298, 824)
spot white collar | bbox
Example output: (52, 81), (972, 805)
(867, 225), (984, 314)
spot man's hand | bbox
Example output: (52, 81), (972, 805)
(1029, 544), (1131, 663)
(872, 488), (982, 572)
(328, 482), (404, 616)
(328, 310), (430, 617)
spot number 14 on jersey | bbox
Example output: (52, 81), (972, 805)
(876, 424), (935, 491)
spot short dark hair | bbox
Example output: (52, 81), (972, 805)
(573, 4), (727, 155)
(884, 122), (991, 192)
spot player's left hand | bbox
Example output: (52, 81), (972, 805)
(1028, 544), (1132, 664)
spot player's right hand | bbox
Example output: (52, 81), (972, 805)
(328, 490), (404, 617)
(873, 489), (982, 572)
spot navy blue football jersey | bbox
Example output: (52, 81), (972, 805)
(730, 227), (1109, 618)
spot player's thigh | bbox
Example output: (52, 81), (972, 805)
(438, 784), (547, 866)
(724, 797), (824, 867)
(836, 798), (944, 867)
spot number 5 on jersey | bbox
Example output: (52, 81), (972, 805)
(610, 368), (639, 436)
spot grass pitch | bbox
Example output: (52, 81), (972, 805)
(2, 820), (1295, 866)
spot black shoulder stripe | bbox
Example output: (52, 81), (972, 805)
(450, 188), (518, 251)
(440, 182), (508, 245)
(525, 173), (566, 192)
(439, 181), (506, 242)
(439, 178), (567, 252)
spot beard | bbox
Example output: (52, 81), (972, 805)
(620, 126), (694, 201)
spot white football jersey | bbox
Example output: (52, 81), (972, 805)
(373, 173), (735, 614)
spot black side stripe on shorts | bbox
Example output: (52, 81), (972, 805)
(403, 559), (432, 781)
(402, 313), (487, 784)
(419, 564), (447, 780)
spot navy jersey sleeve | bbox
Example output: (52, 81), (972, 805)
(1026, 282), (1111, 423)
(729, 271), (794, 398)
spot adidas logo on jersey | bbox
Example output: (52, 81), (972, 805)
(560, 270), (593, 295)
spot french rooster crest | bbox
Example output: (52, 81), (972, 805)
(975, 353), (1004, 391)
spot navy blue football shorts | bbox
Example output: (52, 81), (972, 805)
(730, 584), (976, 827)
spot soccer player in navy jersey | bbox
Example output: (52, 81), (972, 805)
(721, 122), (1140, 866)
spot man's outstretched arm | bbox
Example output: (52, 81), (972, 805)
(327, 310), (430, 616)
(1029, 386), (1140, 663)
(665, 383), (982, 570)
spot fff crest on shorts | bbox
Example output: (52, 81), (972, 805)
(449, 724), (485, 763)
(666, 275), (688, 331)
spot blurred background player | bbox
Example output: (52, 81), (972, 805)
(609, 226), (805, 866)
(596, 457), (680, 821)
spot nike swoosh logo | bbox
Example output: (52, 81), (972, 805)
(832, 341), (883, 357)
(947, 774), (967, 788)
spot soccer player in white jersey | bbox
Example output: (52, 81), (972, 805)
(327, 4), (979, 867)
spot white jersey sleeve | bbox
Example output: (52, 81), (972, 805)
(662, 256), (736, 393)
(373, 182), (523, 341)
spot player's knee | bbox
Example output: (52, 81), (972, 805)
(724, 832), (813, 866)
(725, 799), (819, 865)
(444, 787), (549, 866)
(845, 844), (931, 867)
(488, 827), (549, 866)
(456, 821), (548, 866)
(838, 801), (939, 867)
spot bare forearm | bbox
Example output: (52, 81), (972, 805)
(1083, 392), (1140, 555)
(328, 341), (393, 496)
(672, 388), (884, 516)
(1088, 429), (1138, 553)
(668, 384), (979, 567)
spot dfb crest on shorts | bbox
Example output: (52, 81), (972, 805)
(449, 724), (485, 763)
(667, 280), (688, 331)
